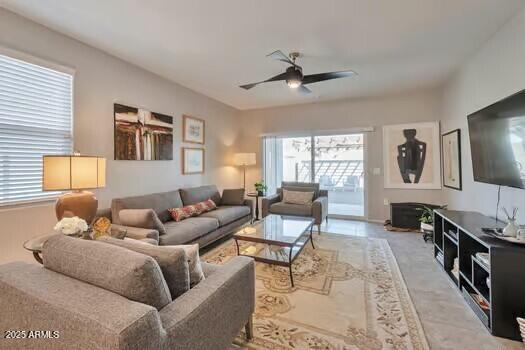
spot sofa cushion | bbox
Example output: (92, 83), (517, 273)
(99, 236), (190, 299)
(221, 188), (245, 205)
(43, 234), (172, 310)
(119, 209), (166, 235)
(200, 206), (251, 226)
(111, 190), (183, 224)
(180, 185), (221, 206)
(269, 202), (312, 217)
(280, 181), (320, 199)
(160, 217), (220, 245)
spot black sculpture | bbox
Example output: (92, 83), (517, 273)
(397, 129), (426, 183)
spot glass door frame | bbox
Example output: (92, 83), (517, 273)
(263, 132), (369, 221)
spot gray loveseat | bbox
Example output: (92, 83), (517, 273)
(100, 185), (253, 248)
(0, 235), (255, 350)
(262, 181), (328, 233)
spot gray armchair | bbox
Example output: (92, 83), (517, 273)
(261, 182), (328, 233)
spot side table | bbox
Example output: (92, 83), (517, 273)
(23, 233), (56, 264)
(246, 191), (264, 221)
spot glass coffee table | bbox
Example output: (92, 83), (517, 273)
(233, 214), (315, 287)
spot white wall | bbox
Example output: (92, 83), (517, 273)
(238, 88), (444, 221)
(0, 9), (242, 263)
(442, 7), (525, 219)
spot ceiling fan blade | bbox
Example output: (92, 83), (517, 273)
(297, 85), (312, 95)
(239, 72), (288, 90)
(302, 70), (357, 85)
(267, 50), (296, 66)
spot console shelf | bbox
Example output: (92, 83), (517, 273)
(433, 209), (525, 340)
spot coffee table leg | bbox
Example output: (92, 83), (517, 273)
(288, 248), (294, 287)
(309, 224), (315, 249)
(234, 239), (240, 255)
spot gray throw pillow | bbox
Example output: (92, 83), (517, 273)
(221, 188), (245, 206)
(99, 237), (190, 299)
(282, 189), (314, 205)
(177, 244), (205, 287)
(119, 209), (166, 235)
(43, 235), (171, 310)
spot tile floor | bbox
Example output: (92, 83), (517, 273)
(320, 218), (524, 350)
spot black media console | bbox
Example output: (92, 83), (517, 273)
(433, 209), (525, 340)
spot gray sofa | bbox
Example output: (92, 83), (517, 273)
(262, 181), (328, 233)
(100, 185), (253, 248)
(0, 235), (255, 350)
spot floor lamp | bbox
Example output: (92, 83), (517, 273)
(233, 153), (256, 190)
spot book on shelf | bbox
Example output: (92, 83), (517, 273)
(471, 292), (490, 310)
(451, 257), (459, 280)
(436, 251), (444, 264)
(475, 252), (490, 269)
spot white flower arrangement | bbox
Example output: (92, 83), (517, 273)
(54, 216), (89, 235)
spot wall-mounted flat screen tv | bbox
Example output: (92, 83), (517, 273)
(467, 89), (525, 189)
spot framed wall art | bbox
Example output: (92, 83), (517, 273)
(182, 147), (204, 174)
(114, 103), (173, 160)
(183, 115), (205, 144)
(383, 121), (441, 189)
(442, 129), (462, 190)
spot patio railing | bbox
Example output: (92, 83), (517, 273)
(295, 160), (364, 188)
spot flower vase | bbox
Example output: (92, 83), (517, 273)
(503, 219), (519, 237)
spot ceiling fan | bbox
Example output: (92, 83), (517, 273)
(239, 50), (357, 94)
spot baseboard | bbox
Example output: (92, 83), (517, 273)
(325, 216), (384, 224)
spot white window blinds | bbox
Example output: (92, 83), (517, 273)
(0, 53), (73, 205)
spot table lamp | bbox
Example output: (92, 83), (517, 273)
(43, 154), (106, 224)
(233, 153), (256, 189)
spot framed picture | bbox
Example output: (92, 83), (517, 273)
(114, 103), (173, 160)
(442, 129), (462, 190)
(182, 147), (204, 174)
(183, 115), (205, 144)
(383, 121), (441, 189)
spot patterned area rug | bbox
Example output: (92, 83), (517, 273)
(203, 233), (429, 350)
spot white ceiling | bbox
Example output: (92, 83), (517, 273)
(2, 0), (524, 110)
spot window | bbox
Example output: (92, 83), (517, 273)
(0, 53), (73, 205)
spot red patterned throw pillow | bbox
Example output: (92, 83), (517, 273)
(168, 199), (216, 222)
(195, 199), (217, 213)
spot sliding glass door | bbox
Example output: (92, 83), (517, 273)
(314, 134), (364, 218)
(282, 137), (311, 182)
(264, 133), (366, 219)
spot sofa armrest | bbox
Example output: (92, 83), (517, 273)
(312, 196), (328, 225)
(160, 256), (255, 350)
(243, 198), (254, 215)
(111, 224), (160, 242)
(0, 262), (165, 350)
(261, 194), (281, 218)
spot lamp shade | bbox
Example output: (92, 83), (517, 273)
(233, 153), (256, 166)
(43, 155), (106, 191)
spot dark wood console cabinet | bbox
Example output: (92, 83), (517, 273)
(433, 209), (525, 340)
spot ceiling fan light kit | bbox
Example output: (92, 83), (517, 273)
(240, 50), (356, 94)
(285, 66), (303, 88)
